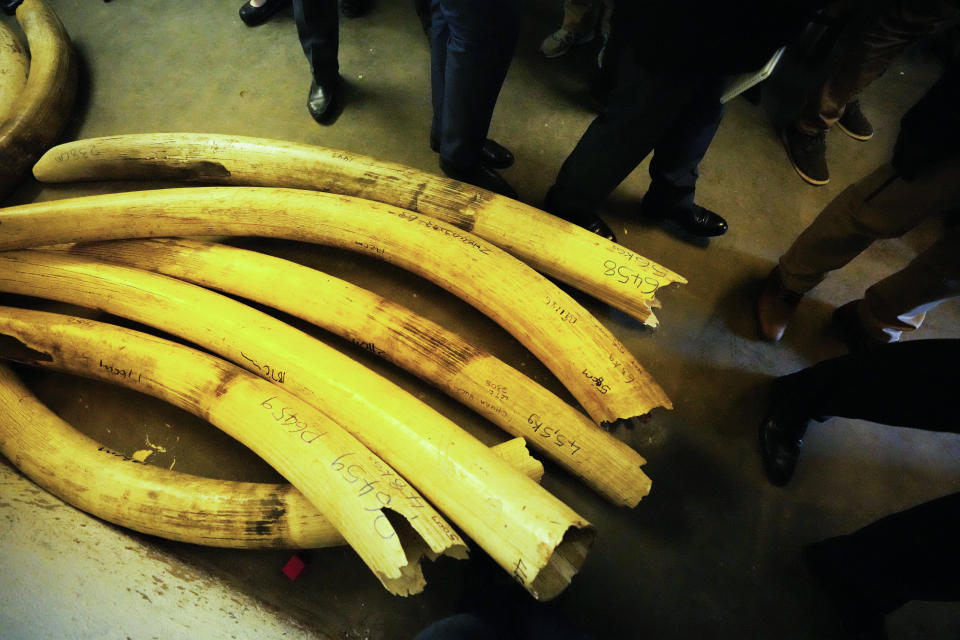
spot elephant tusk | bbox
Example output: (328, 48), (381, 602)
(0, 20), (29, 125)
(0, 0), (77, 199)
(30, 132), (686, 325)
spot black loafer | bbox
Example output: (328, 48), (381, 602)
(542, 186), (616, 242)
(480, 139), (514, 170)
(430, 138), (514, 170)
(307, 77), (338, 124)
(239, 0), (289, 26)
(555, 211), (615, 242)
(759, 411), (808, 487)
(642, 197), (728, 237)
(580, 215), (616, 242)
(439, 158), (517, 199)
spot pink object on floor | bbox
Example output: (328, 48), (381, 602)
(282, 555), (306, 581)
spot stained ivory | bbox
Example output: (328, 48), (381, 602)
(72, 237), (652, 506)
(30, 133), (686, 325)
(0, 21), (29, 125)
(0, 358), (541, 550)
(0, 252), (594, 600)
(0, 0), (77, 198)
(0, 188), (672, 425)
(0, 306), (470, 596)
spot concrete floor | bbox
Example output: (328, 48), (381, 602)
(2, 1), (959, 638)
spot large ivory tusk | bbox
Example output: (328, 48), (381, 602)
(0, 21), (29, 124)
(0, 188), (671, 425)
(29, 133), (686, 325)
(0, 252), (595, 600)
(0, 360), (541, 550)
(71, 237), (652, 506)
(0, 306), (469, 596)
(0, 0), (77, 199)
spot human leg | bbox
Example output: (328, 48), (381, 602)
(777, 164), (933, 294)
(293, 0), (340, 123)
(292, 0), (339, 85)
(797, 0), (957, 136)
(762, 155), (960, 341)
(430, 0), (520, 196)
(642, 77), (727, 237)
(855, 223), (960, 343)
(759, 339), (960, 485)
(547, 46), (701, 219)
(785, 0), (957, 185)
(804, 491), (960, 633)
(773, 339), (959, 429)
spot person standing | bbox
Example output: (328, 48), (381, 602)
(238, 0), (371, 124)
(758, 61), (960, 346)
(757, 339), (960, 638)
(429, 0), (520, 198)
(542, 1), (824, 243)
(780, 0), (958, 186)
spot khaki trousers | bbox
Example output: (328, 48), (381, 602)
(796, 0), (956, 135)
(779, 158), (960, 342)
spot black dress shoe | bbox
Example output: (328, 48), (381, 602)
(480, 139), (514, 169)
(439, 158), (517, 199)
(543, 185), (616, 242)
(239, 0), (288, 26)
(641, 197), (728, 237)
(555, 210), (616, 242)
(430, 138), (515, 170)
(579, 215), (616, 242)
(307, 77), (338, 124)
(758, 408), (809, 487)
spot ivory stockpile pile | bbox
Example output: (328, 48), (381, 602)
(0, 131), (687, 598)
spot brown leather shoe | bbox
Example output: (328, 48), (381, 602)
(757, 267), (803, 342)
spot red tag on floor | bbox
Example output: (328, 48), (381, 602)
(282, 554), (306, 581)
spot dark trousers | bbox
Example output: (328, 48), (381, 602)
(772, 339), (958, 429)
(797, 0), (957, 134)
(293, 0), (339, 84)
(430, 0), (520, 168)
(549, 41), (725, 217)
(776, 340), (960, 614)
(805, 491), (960, 616)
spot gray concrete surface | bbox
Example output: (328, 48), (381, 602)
(1, 1), (958, 638)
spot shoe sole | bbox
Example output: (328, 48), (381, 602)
(836, 121), (874, 141)
(780, 130), (830, 186)
(541, 31), (595, 58)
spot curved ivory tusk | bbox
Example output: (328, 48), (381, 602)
(0, 306), (470, 596)
(0, 0), (77, 199)
(0, 360), (541, 550)
(71, 237), (652, 507)
(0, 188), (671, 425)
(30, 133), (686, 325)
(0, 21), (29, 125)
(0, 252), (595, 601)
